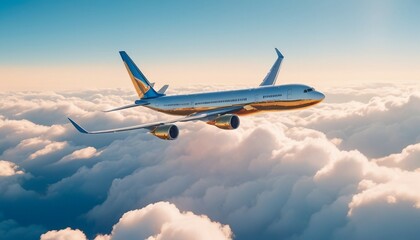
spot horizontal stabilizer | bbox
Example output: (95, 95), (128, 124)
(157, 84), (169, 94)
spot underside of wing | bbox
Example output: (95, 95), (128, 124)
(178, 105), (244, 122)
(68, 105), (244, 136)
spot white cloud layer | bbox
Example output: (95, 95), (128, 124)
(0, 83), (419, 240)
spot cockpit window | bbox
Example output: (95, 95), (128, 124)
(304, 88), (315, 93)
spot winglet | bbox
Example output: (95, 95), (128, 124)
(275, 48), (284, 59)
(68, 118), (89, 134)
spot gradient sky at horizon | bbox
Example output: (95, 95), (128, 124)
(1, 0), (419, 90)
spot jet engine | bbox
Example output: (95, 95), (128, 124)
(151, 124), (179, 140)
(207, 114), (240, 130)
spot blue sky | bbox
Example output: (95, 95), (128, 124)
(1, 0), (419, 89)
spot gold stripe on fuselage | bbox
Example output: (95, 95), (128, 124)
(146, 99), (322, 116)
(123, 63), (150, 98)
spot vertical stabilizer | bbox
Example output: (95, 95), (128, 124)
(119, 51), (163, 99)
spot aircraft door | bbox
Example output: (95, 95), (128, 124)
(287, 89), (292, 99)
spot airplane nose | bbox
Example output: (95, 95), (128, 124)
(314, 91), (325, 101)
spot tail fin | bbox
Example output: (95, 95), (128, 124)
(119, 51), (163, 99)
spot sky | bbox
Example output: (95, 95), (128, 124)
(1, 0), (420, 90)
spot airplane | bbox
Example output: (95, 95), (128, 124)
(68, 48), (325, 140)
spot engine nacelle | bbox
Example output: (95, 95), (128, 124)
(207, 114), (240, 130)
(151, 124), (179, 140)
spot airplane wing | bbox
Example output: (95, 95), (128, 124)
(102, 103), (147, 113)
(102, 99), (150, 113)
(178, 105), (243, 122)
(68, 105), (243, 134)
(259, 48), (284, 86)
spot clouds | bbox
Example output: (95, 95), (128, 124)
(84, 120), (419, 239)
(40, 227), (87, 240)
(95, 201), (232, 240)
(38, 202), (232, 240)
(374, 143), (420, 171)
(293, 83), (420, 157)
(0, 83), (419, 239)
(59, 147), (101, 163)
(0, 160), (24, 176)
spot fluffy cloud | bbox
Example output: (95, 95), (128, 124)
(39, 202), (232, 240)
(0, 160), (24, 176)
(374, 143), (420, 171)
(298, 84), (420, 157)
(59, 147), (101, 163)
(95, 201), (232, 240)
(0, 160), (34, 200)
(0, 83), (419, 240)
(40, 227), (87, 240)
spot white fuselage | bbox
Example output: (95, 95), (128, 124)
(139, 84), (325, 116)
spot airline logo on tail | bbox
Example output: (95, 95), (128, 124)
(119, 51), (163, 99)
(123, 62), (151, 96)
